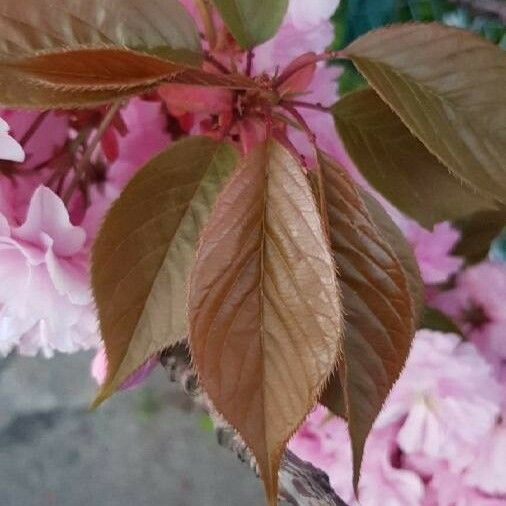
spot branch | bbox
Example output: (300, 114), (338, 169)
(448, 0), (506, 22)
(160, 346), (349, 506)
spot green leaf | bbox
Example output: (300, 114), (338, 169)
(343, 23), (506, 205)
(188, 141), (343, 505)
(420, 306), (462, 336)
(316, 153), (416, 489)
(92, 137), (237, 406)
(0, 0), (202, 106)
(453, 208), (506, 264)
(212, 0), (288, 48)
(333, 88), (497, 228)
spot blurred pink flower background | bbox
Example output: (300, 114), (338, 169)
(0, 1), (504, 504)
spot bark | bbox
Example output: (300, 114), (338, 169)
(160, 346), (349, 506)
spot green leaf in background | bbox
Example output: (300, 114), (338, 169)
(420, 306), (463, 336)
(453, 209), (506, 264)
(92, 137), (237, 406)
(333, 88), (497, 228)
(212, 0), (288, 48)
(343, 23), (506, 206)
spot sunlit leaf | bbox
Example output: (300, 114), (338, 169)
(333, 88), (497, 228)
(344, 23), (506, 204)
(316, 153), (416, 489)
(212, 0), (288, 48)
(188, 140), (343, 505)
(92, 137), (237, 406)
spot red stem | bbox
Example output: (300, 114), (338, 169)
(20, 111), (50, 147)
(282, 99), (331, 113)
(204, 52), (231, 74)
(274, 51), (346, 89)
(246, 50), (254, 77)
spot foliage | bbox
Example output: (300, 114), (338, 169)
(332, 0), (506, 94)
(0, 1), (504, 504)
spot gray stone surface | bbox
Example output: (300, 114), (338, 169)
(0, 353), (263, 506)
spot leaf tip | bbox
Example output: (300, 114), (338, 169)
(90, 385), (113, 410)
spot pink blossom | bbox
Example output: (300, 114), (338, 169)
(424, 463), (506, 506)
(434, 261), (506, 366)
(81, 98), (171, 241)
(464, 409), (506, 496)
(0, 110), (67, 171)
(0, 116), (25, 163)
(0, 110), (69, 222)
(290, 407), (425, 505)
(0, 186), (98, 357)
(91, 347), (157, 391)
(254, 0), (338, 70)
(377, 331), (501, 469)
(385, 207), (463, 284)
(359, 426), (425, 506)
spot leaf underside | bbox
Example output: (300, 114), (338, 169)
(92, 137), (237, 405)
(188, 140), (343, 505)
(344, 23), (506, 205)
(333, 87), (497, 228)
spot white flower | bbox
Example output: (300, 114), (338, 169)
(0, 116), (25, 163)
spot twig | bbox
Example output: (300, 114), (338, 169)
(160, 346), (349, 506)
(20, 110), (50, 147)
(282, 100), (331, 114)
(203, 52), (231, 74)
(246, 50), (254, 77)
(62, 101), (121, 204)
(448, 0), (506, 22)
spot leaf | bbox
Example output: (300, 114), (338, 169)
(0, 0), (202, 106)
(92, 137), (237, 406)
(316, 153), (416, 488)
(0, 68), (158, 108)
(0, 0), (201, 62)
(5, 48), (189, 89)
(278, 52), (317, 97)
(333, 88), (497, 228)
(212, 0), (288, 48)
(343, 23), (506, 205)
(420, 306), (462, 336)
(359, 188), (424, 323)
(188, 140), (343, 505)
(453, 208), (506, 264)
